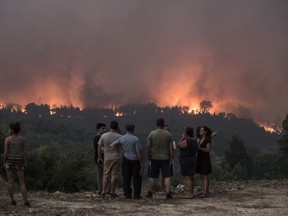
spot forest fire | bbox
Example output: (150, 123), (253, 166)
(257, 122), (282, 134)
(0, 101), (284, 136)
(50, 110), (57, 116)
(114, 112), (124, 117)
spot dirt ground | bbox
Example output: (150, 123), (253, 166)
(0, 180), (288, 216)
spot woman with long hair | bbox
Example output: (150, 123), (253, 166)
(4, 122), (30, 207)
(196, 126), (212, 198)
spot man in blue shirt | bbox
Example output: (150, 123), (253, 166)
(111, 124), (144, 199)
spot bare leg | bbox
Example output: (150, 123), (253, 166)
(159, 171), (164, 191)
(201, 175), (205, 193)
(185, 176), (193, 197)
(191, 176), (195, 195)
(148, 178), (154, 192)
(199, 175), (209, 197)
(16, 170), (28, 202)
(203, 175), (209, 195)
(164, 177), (171, 193)
(102, 176), (108, 194)
(6, 170), (14, 201)
(110, 175), (117, 193)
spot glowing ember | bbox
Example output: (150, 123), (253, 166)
(50, 110), (56, 115)
(114, 112), (124, 117)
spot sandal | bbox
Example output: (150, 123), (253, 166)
(187, 195), (194, 199)
(24, 201), (31, 207)
(11, 200), (16, 206)
(199, 193), (208, 198)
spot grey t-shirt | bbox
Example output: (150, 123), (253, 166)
(98, 131), (122, 160)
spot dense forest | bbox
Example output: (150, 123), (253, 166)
(0, 103), (287, 192)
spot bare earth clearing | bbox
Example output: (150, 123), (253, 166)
(0, 180), (288, 216)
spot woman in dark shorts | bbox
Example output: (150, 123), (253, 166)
(177, 127), (198, 198)
(4, 122), (30, 207)
(196, 126), (212, 198)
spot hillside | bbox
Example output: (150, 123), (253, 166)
(0, 103), (280, 157)
(0, 180), (287, 216)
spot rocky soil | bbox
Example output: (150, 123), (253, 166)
(0, 180), (288, 216)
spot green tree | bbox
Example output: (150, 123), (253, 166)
(224, 135), (252, 179)
(26, 142), (95, 192)
(199, 100), (213, 113)
(278, 114), (288, 177)
(253, 153), (279, 179)
(0, 125), (8, 178)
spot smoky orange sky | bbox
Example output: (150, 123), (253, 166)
(0, 0), (288, 123)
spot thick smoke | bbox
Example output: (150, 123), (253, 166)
(0, 0), (287, 122)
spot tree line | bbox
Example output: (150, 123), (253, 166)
(0, 104), (287, 192)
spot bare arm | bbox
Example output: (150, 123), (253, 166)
(97, 143), (103, 162)
(177, 133), (187, 149)
(3, 137), (10, 163)
(110, 142), (123, 154)
(177, 140), (187, 149)
(21, 138), (27, 166)
(136, 150), (144, 173)
(198, 143), (211, 153)
(169, 142), (173, 161)
(147, 138), (152, 161)
(211, 131), (217, 138)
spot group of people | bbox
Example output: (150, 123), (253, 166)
(94, 118), (213, 199)
(2, 118), (212, 207)
(94, 121), (144, 198)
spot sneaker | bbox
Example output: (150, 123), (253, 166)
(133, 196), (142, 199)
(145, 191), (153, 198)
(97, 191), (102, 196)
(166, 192), (173, 199)
(24, 201), (31, 207)
(101, 193), (106, 198)
(11, 200), (16, 206)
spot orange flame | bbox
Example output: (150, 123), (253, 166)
(257, 122), (282, 134)
(114, 112), (124, 117)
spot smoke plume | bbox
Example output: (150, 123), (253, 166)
(0, 0), (288, 122)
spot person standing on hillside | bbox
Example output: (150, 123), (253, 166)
(97, 120), (122, 198)
(146, 118), (174, 199)
(177, 127), (198, 199)
(111, 124), (144, 199)
(158, 125), (175, 193)
(94, 123), (111, 195)
(196, 126), (212, 198)
(4, 122), (30, 207)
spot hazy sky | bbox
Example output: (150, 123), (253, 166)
(0, 0), (287, 123)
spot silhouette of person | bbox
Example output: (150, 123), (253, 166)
(4, 122), (30, 207)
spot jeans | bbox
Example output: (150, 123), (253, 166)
(122, 156), (142, 198)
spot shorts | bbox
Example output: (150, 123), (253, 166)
(5, 164), (25, 171)
(149, 160), (171, 178)
(5, 156), (25, 171)
(104, 159), (122, 178)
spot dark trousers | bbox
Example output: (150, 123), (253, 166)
(122, 156), (142, 198)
